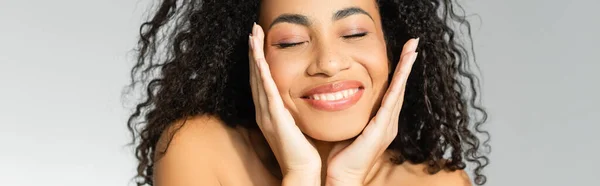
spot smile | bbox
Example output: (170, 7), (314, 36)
(307, 88), (360, 101)
(301, 80), (364, 111)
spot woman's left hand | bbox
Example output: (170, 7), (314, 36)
(325, 38), (420, 186)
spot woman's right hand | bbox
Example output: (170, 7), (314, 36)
(248, 23), (322, 181)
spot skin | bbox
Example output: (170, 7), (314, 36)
(153, 0), (472, 185)
(259, 0), (389, 142)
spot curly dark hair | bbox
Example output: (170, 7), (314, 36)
(126, 0), (491, 185)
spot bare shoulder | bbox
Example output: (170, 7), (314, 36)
(154, 115), (238, 161)
(389, 161), (472, 186)
(153, 115), (246, 186)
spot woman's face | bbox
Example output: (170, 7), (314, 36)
(259, 0), (389, 141)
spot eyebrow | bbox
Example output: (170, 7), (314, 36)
(268, 7), (374, 29)
(269, 14), (310, 29)
(333, 7), (373, 22)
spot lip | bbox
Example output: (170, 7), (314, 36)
(302, 80), (364, 97)
(301, 80), (365, 111)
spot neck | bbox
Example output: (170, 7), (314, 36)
(310, 137), (339, 182)
(311, 137), (389, 185)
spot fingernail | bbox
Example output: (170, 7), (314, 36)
(413, 52), (419, 62)
(249, 35), (254, 50)
(415, 38), (420, 48)
(252, 22), (257, 35)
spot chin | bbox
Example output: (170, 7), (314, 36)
(295, 113), (371, 142)
(289, 81), (385, 142)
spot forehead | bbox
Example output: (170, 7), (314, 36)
(258, 0), (380, 25)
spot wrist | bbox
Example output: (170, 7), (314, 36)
(326, 181), (363, 186)
(282, 171), (321, 186)
(325, 176), (363, 186)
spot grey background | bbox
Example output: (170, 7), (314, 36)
(0, 0), (598, 186)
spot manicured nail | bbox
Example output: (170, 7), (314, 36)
(413, 52), (419, 62)
(415, 38), (420, 48)
(252, 22), (257, 35)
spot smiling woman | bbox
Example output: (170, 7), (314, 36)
(127, 0), (490, 186)
(261, 2), (390, 142)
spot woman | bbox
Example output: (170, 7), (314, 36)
(127, 0), (490, 185)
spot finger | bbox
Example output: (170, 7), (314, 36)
(328, 53), (420, 167)
(359, 47), (419, 148)
(252, 23), (292, 136)
(385, 39), (419, 136)
(249, 34), (266, 126)
(250, 24), (271, 114)
(377, 53), (412, 124)
(252, 24), (285, 110)
(252, 24), (309, 143)
(381, 52), (417, 132)
(249, 35), (258, 104)
(390, 50), (418, 112)
(388, 52), (418, 138)
(389, 38), (418, 85)
(401, 38), (419, 56)
(385, 38), (419, 111)
(250, 24), (272, 128)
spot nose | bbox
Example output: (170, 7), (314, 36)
(306, 41), (350, 77)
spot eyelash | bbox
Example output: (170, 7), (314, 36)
(276, 42), (304, 48)
(342, 32), (368, 39)
(275, 32), (368, 49)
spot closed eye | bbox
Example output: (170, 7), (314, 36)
(274, 32), (368, 48)
(274, 42), (305, 49)
(342, 32), (368, 39)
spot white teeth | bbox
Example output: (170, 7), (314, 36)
(308, 88), (360, 101)
(319, 94), (327, 100)
(326, 94), (335, 100)
(334, 92), (343, 100)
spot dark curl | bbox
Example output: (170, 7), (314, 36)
(126, 0), (491, 185)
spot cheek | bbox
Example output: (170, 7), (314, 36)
(346, 43), (389, 86)
(264, 51), (306, 96)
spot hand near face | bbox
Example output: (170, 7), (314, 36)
(325, 38), (420, 186)
(248, 23), (322, 183)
